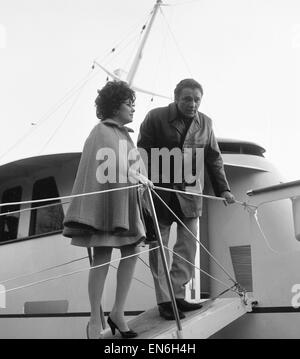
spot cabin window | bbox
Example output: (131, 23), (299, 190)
(0, 186), (23, 242)
(29, 177), (64, 236)
(218, 142), (265, 157)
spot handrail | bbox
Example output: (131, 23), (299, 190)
(246, 180), (300, 207)
(247, 179), (300, 197)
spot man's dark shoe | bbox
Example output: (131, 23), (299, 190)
(158, 302), (186, 320)
(175, 298), (202, 312)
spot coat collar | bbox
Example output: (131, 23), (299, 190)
(102, 118), (134, 132)
(167, 103), (201, 136)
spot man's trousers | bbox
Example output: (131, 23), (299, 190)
(149, 217), (198, 304)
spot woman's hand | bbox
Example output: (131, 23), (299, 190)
(128, 169), (153, 189)
(137, 173), (154, 189)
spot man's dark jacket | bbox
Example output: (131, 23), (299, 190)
(137, 102), (230, 221)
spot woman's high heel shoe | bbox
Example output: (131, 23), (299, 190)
(107, 316), (138, 339)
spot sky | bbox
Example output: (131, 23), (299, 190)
(0, 0), (300, 181)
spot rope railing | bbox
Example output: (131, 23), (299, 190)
(0, 254), (154, 291)
(0, 246), (160, 296)
(153, 185), (257, 209)
(0, 183), (256, 214)
(251, 207), (300, 255)
(146, 245), (240, 306)
(0, 182), (253, 295)
(164, 246), (239, 294)
(0, 256), (89, 285)
(0, 184), (142, 209)
(151, 188), (238, 285)
(0, 200), (70, 218)
(110, 261), (155, 290)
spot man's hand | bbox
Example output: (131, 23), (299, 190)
(220, 191), (235, 205)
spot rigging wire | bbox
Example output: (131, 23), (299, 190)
(0, 68), (99, 162)
(0, 10), (151, 162)
(161, 7), (174, 100)
(0, 12), (151, 162)
(159, 7), (193, 77)
(38, 79), (87, 155)
(0, 2), (193, 163)
(149, 10), (169, 101)
(102, 31), (141, 71)
(98, 12), (153, 78)
(171, 0), (202, 6)
(93, 11), (152, 65)
(34, 69), (96, 124)
(121, 27), (146, 77)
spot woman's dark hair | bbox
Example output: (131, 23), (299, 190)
(174, 78), (203, 100)
(95, 80), (136, 120)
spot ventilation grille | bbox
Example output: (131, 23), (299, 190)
(229, 245), (253, 292)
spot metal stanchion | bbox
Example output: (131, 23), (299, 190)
(145, 187), (183, 339)
(87, 248), (106, 330)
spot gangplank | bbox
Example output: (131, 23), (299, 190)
(103, 298), (250, 339)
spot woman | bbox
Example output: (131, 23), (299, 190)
(63, 81), (152, 339)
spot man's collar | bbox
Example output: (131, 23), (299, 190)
(102, 118), (134, 132)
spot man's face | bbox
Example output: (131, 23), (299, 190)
(175, 87), (202, 118)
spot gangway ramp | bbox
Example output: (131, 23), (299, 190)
(103, 298), (248, 339)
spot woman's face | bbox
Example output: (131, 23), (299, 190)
(115, 100), (135, 125)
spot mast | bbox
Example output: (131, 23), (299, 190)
(126, 0), (163, 86)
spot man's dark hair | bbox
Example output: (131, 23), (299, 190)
(95, 80), (136, 120)
(174, 78), (203, 100)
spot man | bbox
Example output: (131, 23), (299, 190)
(137, 79), (235, 320)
